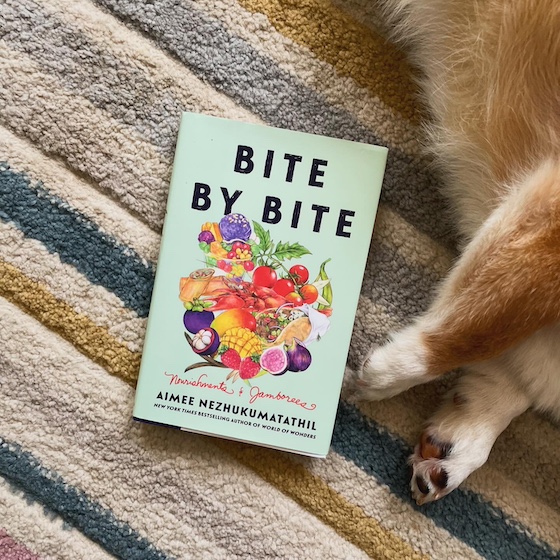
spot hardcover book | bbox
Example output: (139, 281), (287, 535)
(133, 112), (387, 457)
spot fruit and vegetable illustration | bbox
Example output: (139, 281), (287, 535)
(179, 213), (333, 383)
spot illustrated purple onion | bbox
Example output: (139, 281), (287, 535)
(286, 338), (312, 372)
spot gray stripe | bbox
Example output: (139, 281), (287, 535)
(0, 0), (455, 246)
(348, 239), (443, 370)
(92, 0), (455, 246)
(1, 0), (183, 154)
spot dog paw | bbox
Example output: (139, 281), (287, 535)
(356, 328), (430, 401)
(410, 431), (454, 505)
(409, 427), (489, 505)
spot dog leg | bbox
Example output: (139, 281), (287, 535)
(358, 162), (560, 401)
(410, 364), (529, 504)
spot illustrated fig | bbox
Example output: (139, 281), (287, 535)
(286, 338), (312, 372)
(260, 346), (289, 375)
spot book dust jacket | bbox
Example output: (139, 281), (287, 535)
(133, 112), (387, 457)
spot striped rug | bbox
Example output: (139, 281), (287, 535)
(1, 1), (559, 558)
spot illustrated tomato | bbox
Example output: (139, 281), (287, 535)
(273, 278), (296, 297)
(243, 261), (255, 272)
(289, 264), (309, 285)
(252, 266), (277, 288)
(300, 284), (318, 304)
(285, 292), (304, 306)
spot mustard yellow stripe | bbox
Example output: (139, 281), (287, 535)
(237, 0), (422, 123)
(0, 265), (425, 558)
(216, 440), (429, 560)
(0, 260), (140, 384)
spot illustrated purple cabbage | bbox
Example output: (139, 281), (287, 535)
(219, 213), (252, 242)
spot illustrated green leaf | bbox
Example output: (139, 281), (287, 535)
(252, 221), (271, 252)
(272, 241), (311, 261)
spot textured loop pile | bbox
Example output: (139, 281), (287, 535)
(1, 0), (559, 558)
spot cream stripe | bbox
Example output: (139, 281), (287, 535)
(297, 452), (483, 560)
(0, 128), (160, 265)
(0, 478), (114, 560)
(192, 0), (423, 157)
(0, 298), (371, 560)
(0, 221), (145, 352)
(352, 372), (560, 550)
(38, 0), (261, 130)
(0, 46), (170, 229)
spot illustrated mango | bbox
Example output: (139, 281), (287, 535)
(221, 327), (262, 358)
(211, 308), (257, 336)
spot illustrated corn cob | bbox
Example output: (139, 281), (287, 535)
(221, 327), (262, 358)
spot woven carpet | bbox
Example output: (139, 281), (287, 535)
(1, 0), (559, 558)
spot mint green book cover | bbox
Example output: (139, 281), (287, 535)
(133, 112), (387, 457)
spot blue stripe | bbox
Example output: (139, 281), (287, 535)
(0, 437), (172, 560)
(0, 164), (154, 317)
(2, 162), (556, 558)
(332, 402), (559, 560)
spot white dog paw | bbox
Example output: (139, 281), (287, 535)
(356, 327), (430, 401)
(409, 427), (490, 505)
(410, 436), (454, 505)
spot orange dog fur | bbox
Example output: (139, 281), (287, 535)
(358, 0), (560, 504)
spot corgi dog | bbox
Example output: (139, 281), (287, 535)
(357, 0), (560, 504)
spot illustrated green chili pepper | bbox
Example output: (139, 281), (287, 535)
(314, 258), (332, 310)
